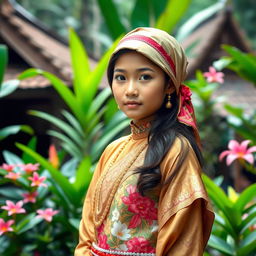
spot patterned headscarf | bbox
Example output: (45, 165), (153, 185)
(107, 27), (199, 143)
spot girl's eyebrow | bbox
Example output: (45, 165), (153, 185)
(114, 67), (155, 73)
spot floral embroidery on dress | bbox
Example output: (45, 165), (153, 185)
(96, 176), (158, 253)
(121, 185), (157, 228)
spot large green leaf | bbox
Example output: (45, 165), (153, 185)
(237, 231), (256, 256)
(208, 235), (235, 255)
(176, 2), (225, 41)
(69, 28), (90, 104)
(235, 184), (256, 213)
(82, 37), (121, 112)
(222, 45), (256, 85)
(0, 44), (7, 85)
(29, 110), (83, 148)
(0, 79), (19, 98)
(131, 0), (185, 32)
(74, 156), (92, 198)
(202, 174), (241, 230)
(18, 69), (84, 125)
(15, 213), (43, 234)
(97, 0), (126, 39)
(15, 143), (79, 206)
(0, 125), (33, 141)
(85, 88), (112, 123)
(155, 0), (192, 33)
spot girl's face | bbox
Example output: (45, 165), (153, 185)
(112, 51), (174, 122)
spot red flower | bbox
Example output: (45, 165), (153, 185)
(122, 189), (157, 228)
(180, 85), (192, 101)
(97, 234), (110, 250)
(126, 237), (155, 253)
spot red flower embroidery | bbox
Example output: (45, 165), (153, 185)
(126, 237), (156, 253)
(98, 233), (110, 250)
(121, 188), (157, 228)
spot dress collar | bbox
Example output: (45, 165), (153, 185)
(130, 117), (153, 140)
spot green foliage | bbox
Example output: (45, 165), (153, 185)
(0, 44), (8, 85)
(18, 29), (129, 162)
(97, 0), (192, 39)
(176, 1), (226, 41)
(155, 0), (192, 32)
(186, 70), (229, 175)
(215, 45), (256, 85)
(203, 175), (256, 256)
(0, 137), (91, 254)
(0, 125), (34, 141)
(224, 105), (256, 145)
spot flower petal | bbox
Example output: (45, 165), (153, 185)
(228, 140), (240, 150)
(226, 154), (238, 165)
(240, 140), (251, 151)
(243, 154), (254, 164)
(248, 146), (256, 153)
(219, 150), (231, 161)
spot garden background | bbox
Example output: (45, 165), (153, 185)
(0, 0), (256, 255)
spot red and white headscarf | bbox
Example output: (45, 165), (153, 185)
(107, 27), (200, 143)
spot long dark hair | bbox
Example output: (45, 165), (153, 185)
(108, 49), (203, 196)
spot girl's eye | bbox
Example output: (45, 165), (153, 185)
(114, 75), (126, 81)
(140, 74), (152, 81)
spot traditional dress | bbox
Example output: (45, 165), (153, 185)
(75, 121), (214, 256)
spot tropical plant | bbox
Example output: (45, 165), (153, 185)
(0, 138), (92, 255)
(214, 45), (256, 85)
(185, 66), (229, 175)
(203, 140), (256, 256)
(97, 0), (193, 40)
(18, 28), (130, 162)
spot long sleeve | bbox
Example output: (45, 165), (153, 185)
(157, 199), (212, 255)
(157, 137), (214, 255)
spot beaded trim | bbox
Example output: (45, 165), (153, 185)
(92, 243), (156, 256)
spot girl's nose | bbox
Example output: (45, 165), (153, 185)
(125, 80), (138, 97)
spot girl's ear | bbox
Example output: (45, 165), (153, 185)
(166, 80), (176, 94)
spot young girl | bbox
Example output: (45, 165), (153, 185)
(75, 27), (214, 256)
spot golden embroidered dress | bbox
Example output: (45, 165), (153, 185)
(75, 121), (214, 256)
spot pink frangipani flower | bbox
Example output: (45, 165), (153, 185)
(36, 208), (59, 222)
(0, 163), (15, 172)
(1, 200), (26, 216)
(19, 163), (40, 174)
(4, 172), (21, 180)
(22, 191), (38, 203)
(203, 66), (224, 83)
(28, 172), (47, 187)
(219, 140), (256, 165)
(0, 218), (14, 236)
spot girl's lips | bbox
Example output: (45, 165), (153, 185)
(124, 101), (141, 109)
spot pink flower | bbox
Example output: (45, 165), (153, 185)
(0, 218), (14, 236)
(126, 237), (155, 253)
(1, 200), (26, 216)
(122, 188), (157, 228)
(203, 66), (224, 83)
(180, 85), (192, 101)
(28, 172), (47, 187)
(0, 163), (15, 172)
(19, 163), (40, 174)
(4, 172), (21, 180)
(36, 208), (59, 222)
(22, 191), (38, 203)
(219, 140), (256, 165)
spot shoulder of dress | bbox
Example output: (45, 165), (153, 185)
(105, 135), (131, 149)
